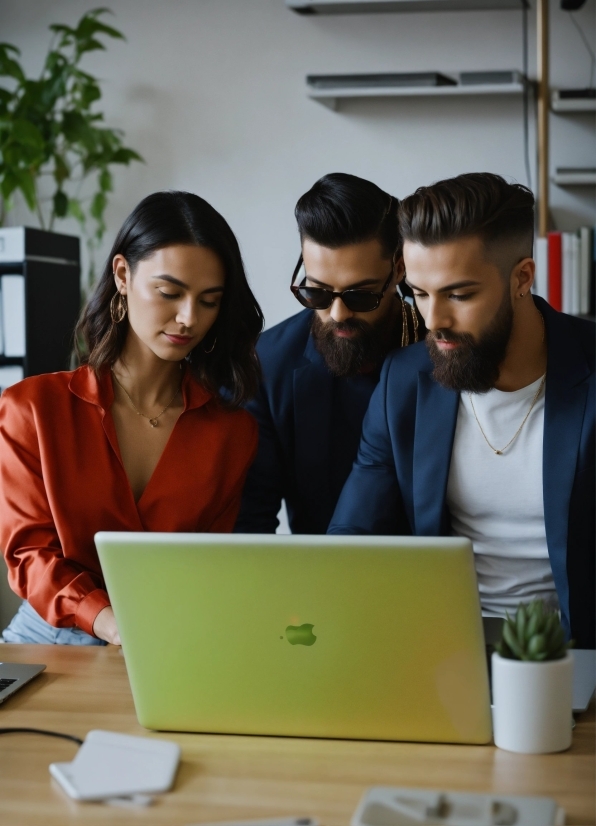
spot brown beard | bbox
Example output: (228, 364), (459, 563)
(426, 290), (514, 394)
(311, 308), (398, 378)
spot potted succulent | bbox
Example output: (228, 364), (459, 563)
(492, 599), (574, 754)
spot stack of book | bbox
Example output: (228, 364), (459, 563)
(533, 227), (595, 317)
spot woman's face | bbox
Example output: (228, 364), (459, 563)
(113, 244), (226, 362)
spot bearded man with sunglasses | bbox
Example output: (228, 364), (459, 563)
(235, 172), (422, 535)
(329, 173), (595, 649)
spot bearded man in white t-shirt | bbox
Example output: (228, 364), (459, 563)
(329, 172), (595, 649)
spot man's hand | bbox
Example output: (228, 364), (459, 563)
(92, 606), (121, 645)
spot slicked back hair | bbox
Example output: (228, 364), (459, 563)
(295, 172), (401, 259)
(398, 173), (534, 275)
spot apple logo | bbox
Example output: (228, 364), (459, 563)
(286, 623), (317, 646)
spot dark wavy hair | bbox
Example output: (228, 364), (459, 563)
(75, 191), (263, 406)
(398, 173), (535, 271)
(295, 172), (401, 259)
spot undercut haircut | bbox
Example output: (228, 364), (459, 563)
(398, 173), (535, 276)
(295, 172), (401, 260)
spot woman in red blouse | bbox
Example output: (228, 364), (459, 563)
(0, 191), (263, 645)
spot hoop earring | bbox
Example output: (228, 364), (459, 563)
(110, 291), (127, 324)
(203, 336), (217, 354)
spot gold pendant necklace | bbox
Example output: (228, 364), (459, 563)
(111, 368), (181, 428)
(469, 372), (546, 455)
(469, 310), (546, 455)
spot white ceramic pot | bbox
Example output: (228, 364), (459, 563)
(492, 651), (573, 753)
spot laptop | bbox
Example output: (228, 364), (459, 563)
(0, 662), (45, 704)
(96, 533), (492, 743)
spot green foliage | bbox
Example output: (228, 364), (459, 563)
(0, 8), (143, 281)
(495, 599), (572, 662)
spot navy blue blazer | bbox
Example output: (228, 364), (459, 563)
(235, 310), (381, 534)
(329, 297), (595, 648)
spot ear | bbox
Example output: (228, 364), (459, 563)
(511, 257), (535, 299)
(112, 254), (129, 296)
(393, 255), (406, 284)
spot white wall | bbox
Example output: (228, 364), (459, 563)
(1, 0), (594, 329)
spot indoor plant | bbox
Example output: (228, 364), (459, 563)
(0, 7), (142, 282)
(492, 599), (574, 754)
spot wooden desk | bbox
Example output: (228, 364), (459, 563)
(0, 645), (594, 826)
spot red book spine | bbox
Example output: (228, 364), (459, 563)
(548, 232), (562, 311)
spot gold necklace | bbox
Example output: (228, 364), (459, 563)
(468, 311), (546, 455)
(469, 373), (546, 455)
(111, 368), (181, 428)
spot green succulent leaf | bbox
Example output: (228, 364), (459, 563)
(516, 603), (527, 643)
(527, 633), (547, 659)
(502, 622), (525, 659)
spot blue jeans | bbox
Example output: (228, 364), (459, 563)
(2, 600), (107, 646)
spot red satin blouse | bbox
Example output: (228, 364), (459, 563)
(0, 366), (257, 636)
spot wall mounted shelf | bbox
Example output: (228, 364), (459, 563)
(551, 92), (596, 113)
(308, 81), (526, 109)
(287, 0), (528, 14)
(551, 172), (596, 187)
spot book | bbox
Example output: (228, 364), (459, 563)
(579, 227), (592, 315)
(533, 237), (548, 301)
(1, 275), (26, 357)
(562, 233), (580, 315)
(547, 232), (562, 311)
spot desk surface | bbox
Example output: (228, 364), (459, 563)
(0, 644), (594, 826)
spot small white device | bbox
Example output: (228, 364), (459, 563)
(351, 787), (565, 826)
(49, 729), (180, 802)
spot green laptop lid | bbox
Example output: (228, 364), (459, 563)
(95, 533), (492, 744)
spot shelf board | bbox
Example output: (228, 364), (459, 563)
(551, 172), (596, 186)
(308, 82), (525, 108)
(551, 95), (596, 113)
(288, 1), (528, 14)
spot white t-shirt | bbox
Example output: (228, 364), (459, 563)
(446, 375), (558, 617)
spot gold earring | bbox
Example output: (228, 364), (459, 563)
(110, 291), (127, 324)
(203, 336), (217, 354)
(400, 295), (410, 349)
(410, 301), (419, 344)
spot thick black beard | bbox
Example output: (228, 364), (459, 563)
(311, 310), (396, 378)
(426, 291), (514, 393)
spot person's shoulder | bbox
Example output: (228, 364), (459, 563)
(1, 369), (75, 408)
(256, 310), (313, 368)
(545, 301), (595, 371)
(566, 314), (595, 367)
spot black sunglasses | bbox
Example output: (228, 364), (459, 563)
(290, 254), (395, 313)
